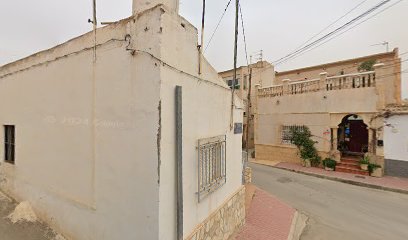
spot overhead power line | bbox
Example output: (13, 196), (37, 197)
(291, 0), (369, 56)
(277, 0), (406, 66)
(273, 0), (392, 65)
(239, 2), (249, 66)
(205, 0), (233, 52)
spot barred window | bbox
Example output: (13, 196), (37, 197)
(198, 135), (226, 202)
(4, 125), (15, 164)
(227, 79), (240, 89)
(281, 125), (307, 144)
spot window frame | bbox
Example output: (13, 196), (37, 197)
(4, 125), (15, 164)
(197, 135), (227, 202)
(281, 125), (307, 145)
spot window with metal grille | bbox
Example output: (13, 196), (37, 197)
(4, 125), (15, 164)
(197, 135), (226, 202)
(281, 125), (307, 145)
(226, 77), (240, 89)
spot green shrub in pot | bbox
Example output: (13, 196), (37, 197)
(323, 158), (337, 170)
(359, 156), (370, 171)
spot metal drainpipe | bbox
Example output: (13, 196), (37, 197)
(176, 86), (183, 240)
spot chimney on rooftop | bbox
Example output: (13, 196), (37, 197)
(133, 0), (179, 15)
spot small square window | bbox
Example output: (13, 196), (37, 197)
(4, 125), (15, 164)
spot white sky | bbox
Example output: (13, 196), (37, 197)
(0, 0), (406, 97)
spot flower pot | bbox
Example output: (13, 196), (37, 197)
(360, 164), (368, 171)
(371, 167), (383, 178)
(304, 159), (311, 168)
(325, 167), (334, 171)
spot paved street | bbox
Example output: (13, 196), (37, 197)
(250, 163), (408, 240)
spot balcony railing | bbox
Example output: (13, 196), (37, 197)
(258, 71), (375, 98)
(326, 71), (375, 91)
(258, 84), (284, 97)
(289, 78), (320, 95)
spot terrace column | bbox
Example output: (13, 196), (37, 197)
(367, 127), (376, 155)
(253, 84), (262, 145)
(319, 72), (328, 91)
(330, 127), (341, 162)
(133, 0), (179, 15)
(282, 79), (290, 95)
(373, 63), (386, 109)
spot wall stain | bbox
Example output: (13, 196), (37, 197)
(157, 100), (162, 185)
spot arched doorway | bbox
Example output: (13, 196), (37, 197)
(337, 114), (368, 154)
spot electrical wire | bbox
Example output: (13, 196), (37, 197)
(277, 0), (406, 66)
(273, 0), (392, 65)
(288, 0), (369, 59)
(239, 2), (249, 66)
(204, 0), (233, 52)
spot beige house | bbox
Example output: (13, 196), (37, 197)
(219, 61), (275, 149)
(255, 49), (402, 175)
(0, 0), (245, 239)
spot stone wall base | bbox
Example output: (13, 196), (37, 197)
(255, 144), (329, 164)
(385, 159), (408, 178)
(185, 186), (245, 240)
(244, 167), (252, 184)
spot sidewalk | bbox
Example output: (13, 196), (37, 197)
(251, 159), (408, 195)
(234, 185), (304, 240)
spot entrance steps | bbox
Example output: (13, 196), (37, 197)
(336, 155), (369, 176)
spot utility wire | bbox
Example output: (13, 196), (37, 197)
(250, 50), (408, 79)
(277, 0), (406, 66)
(290, 0), (369, 57)
(205, 0), (233, 52)
(273, 0), (391, 65)
(239, 2), (249, 66)
(250, 1), (406, 76)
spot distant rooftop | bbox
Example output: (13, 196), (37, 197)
(276, 48), (399, 76)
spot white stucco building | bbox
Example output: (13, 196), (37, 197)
(0, 1), (245, 239)
(384, 105), (408, 178)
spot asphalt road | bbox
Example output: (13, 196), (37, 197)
(249, 163), (408, 240)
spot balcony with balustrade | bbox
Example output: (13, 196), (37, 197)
(258, 71), (376, 98)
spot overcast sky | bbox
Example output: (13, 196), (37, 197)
(0, 0), (406, 97)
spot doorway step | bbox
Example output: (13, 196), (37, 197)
(336, 155), (369, 176)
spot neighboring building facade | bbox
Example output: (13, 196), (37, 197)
(255, 49), (402, 175)
(0, 1), (245, 240)
(383, 104), (408, 178)
(219, 61), (275, 149)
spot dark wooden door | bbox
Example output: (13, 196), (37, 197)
(348, 120), (368, 153)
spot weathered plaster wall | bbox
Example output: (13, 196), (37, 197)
(384, 115), (408, 177)
(158, 9), (244, 240)
(0, 8), (164, 240)
(384, 115), (408, 162)
(0, 3), (244, 240)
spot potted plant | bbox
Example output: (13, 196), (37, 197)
(290, 127), (320, 168)
(368, 163), (382, 177)
(323, 158), (337, 171)
(304, 158), (311, 168)
(359, 156), (370, 171)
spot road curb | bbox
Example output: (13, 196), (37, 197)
(287, 211), (307, 240)
(252, 162), (408, 195)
